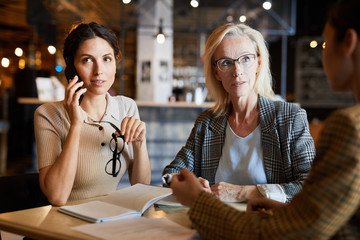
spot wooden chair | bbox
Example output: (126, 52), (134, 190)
(0, 173), (50, 240)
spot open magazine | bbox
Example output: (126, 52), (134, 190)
(59, 184), (172, 223)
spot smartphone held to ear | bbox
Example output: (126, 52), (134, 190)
(65, 63), (85, 104)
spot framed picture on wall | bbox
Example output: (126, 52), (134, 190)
(159, 61), (168, 82)
(141, 61), (151, 83)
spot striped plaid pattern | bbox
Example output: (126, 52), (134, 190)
(188, 105), (360, 240)
(163, 95), (315, 201)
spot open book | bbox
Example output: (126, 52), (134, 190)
(58, 184), (172, 223)
(155, 195), (184, 207)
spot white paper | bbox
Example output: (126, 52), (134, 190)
(59, 201), (140, 223)
(58, 184), (172, 223)
(73, 217), (200, 240)
(102, 184), (172, 213)
(156, 195), (184, 207)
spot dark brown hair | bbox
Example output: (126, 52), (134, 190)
(328, 0), (360, 42)
(63, 22), (121, 65)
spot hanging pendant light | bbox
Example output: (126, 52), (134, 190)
(155, 18), (166, 44)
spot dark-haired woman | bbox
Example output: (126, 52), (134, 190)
(34, 22), (150, 206)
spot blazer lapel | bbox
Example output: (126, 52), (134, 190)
(258, 96), (281, 183)
(202, 110), (229, 185)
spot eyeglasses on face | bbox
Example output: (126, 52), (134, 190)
(214, 53), (257, 72)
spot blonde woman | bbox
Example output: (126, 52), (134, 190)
(171, 0), (360, 238)
(163, 23), (315, 203)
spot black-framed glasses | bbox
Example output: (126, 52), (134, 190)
(214, 53), (257, 72)
(106, 132), (125, 177)
(95, 120), (125, 177)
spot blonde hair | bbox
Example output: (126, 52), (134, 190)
(204, 23), (275, 116)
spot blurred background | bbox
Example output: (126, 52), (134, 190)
(0, 0), (351, 183)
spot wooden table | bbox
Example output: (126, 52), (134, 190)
(0, 197), (246, 240)
(0, 203), (190, 240)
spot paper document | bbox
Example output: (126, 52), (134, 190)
(73, 216), (200, 240)
(155, 195), (184, 207)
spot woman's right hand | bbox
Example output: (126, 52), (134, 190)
(64, 76), (87, 124)
(170, 168), (205, 207)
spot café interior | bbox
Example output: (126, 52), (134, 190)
(0, 0), (355, 182)
(1, 0), (359, 239)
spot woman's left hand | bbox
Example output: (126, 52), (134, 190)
(120, 116), (146, 143)
(211, 182), (263, 202)
(198, 177), (212, 194)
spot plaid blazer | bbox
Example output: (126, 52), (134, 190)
(163, 95), (315, 201)
(188, 105), (360, 240)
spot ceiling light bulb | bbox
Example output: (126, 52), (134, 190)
(1, 58), (10, 68)
(15, 47), (23, 57)
(263, 1), (272, 10)
(156, 33), (166, 44)
(48, 45), (56, 55)
(190, 0), (199, 8)
(122, 0), (131, 4)
(239, 15), (247, 22)
(310, 40), (318, 48)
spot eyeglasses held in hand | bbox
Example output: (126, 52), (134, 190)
(106, 132), (125, 177)
(95, 120), (124, 177)
(214, 53), (257, 72)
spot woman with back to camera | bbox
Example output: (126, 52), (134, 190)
(34, 22), (151, 206)
(163, 23), (315, 203)
(170, 0), (360, 239)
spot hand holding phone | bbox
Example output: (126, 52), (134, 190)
(65, 63), (85, 104)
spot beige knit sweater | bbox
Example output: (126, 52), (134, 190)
(34, 93), (138, 201)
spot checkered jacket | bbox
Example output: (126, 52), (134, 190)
(188, 105), (360, 240)
(163, 95), (315, 201)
